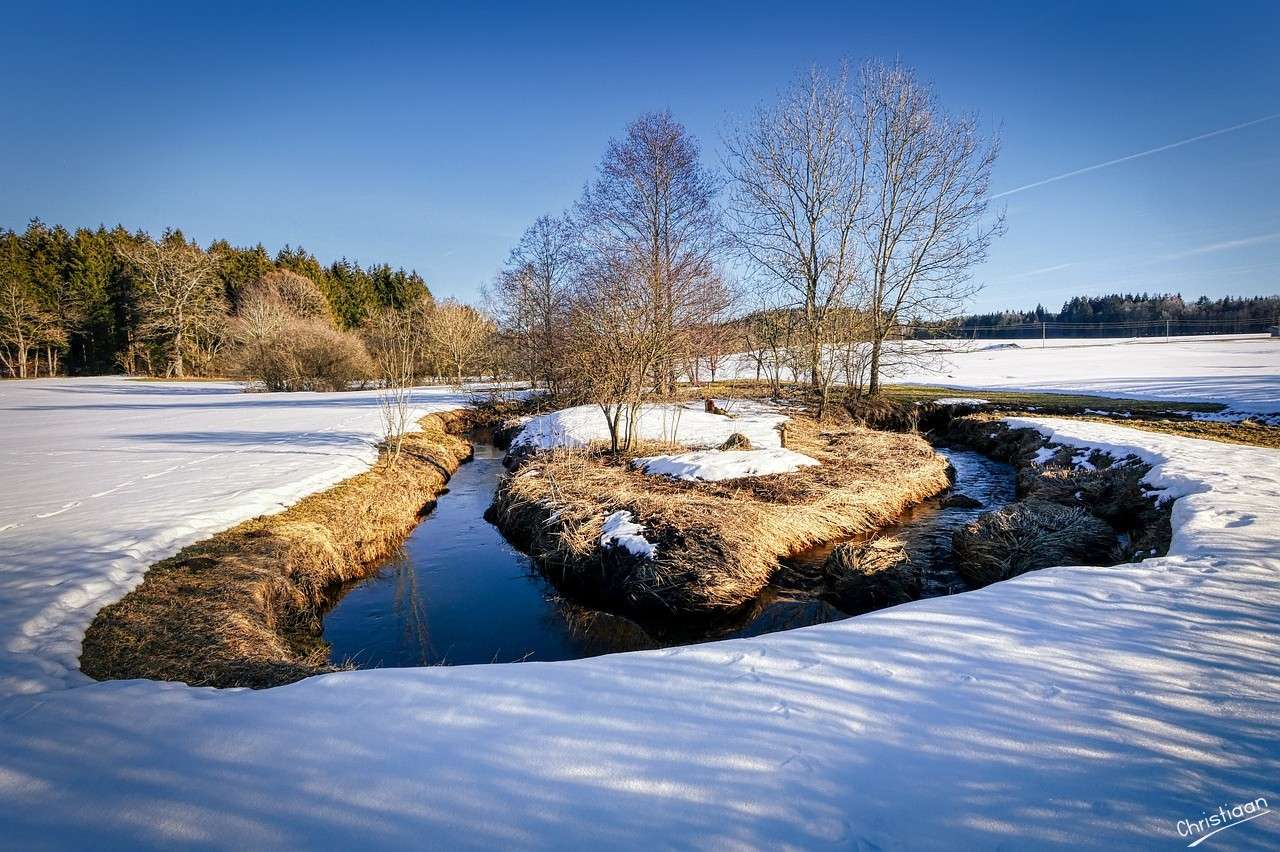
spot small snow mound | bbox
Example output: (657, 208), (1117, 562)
(513, 401), (789, 451)
(600, 510), (657, 560)
(934, 397), (989, 406)
(1031, 446), (1057, 466)
(634, 448), (820, 482)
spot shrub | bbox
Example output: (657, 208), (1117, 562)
(228, 270), (372, 391)
(952, 499), (1117, 587)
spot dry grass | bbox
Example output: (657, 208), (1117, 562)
(79, 409), (477, 689)
(944, 413), (1174, 564)
(825, 537), (920, 612)
(952, 499), (1118, 587)
(487, 415), (953, 615)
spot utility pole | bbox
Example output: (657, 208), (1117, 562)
(1042, 321), (1046, 348)
(1166, 319), (1170, 340)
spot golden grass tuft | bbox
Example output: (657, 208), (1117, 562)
(952, 499), (1118, 587)
(79, 409), (477, 689)
(487, 416), (953, 615)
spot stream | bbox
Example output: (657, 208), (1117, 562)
(323, 438), (1016, 669)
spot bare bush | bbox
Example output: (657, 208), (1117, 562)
(228, 270), (371, 391)
(365, 304), (428, 460)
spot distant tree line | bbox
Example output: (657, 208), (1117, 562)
(935, 293), (1280, 339)
(0, 219), (431, 378)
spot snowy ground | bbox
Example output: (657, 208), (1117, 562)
(723, 333), (1280, 416)
(1, 377), (1278, 849)
(513, 399), (788, 451)
(633, 447), (820, 481)
(0, 378), (471, 696)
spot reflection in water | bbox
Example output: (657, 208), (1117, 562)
(323, 440), (1016, 669)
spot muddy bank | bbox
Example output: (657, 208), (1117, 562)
(80, 409), (481, 689)
(486, 416), (954, 618)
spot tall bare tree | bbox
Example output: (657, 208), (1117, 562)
(425, 298), (495, 386)
(119, 235), (225, 377)
(725, 65), (868, 414)
(490, 214), (577, 391)
(577, 110), (727, 397)
(859, 60), (1003, 393)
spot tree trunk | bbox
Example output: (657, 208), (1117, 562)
(868, 337), (882, 395)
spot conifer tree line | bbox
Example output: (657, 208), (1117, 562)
(0, 221), (447, 380)
(946, 293), (1280, 338)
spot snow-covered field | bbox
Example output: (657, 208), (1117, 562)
(0, 378), (471, 695)
(1, 375), (1278, 849)
(725, 333), (1280, 416)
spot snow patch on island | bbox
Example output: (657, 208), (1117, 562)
(514, 400), (789, 451)
(599, 510), (657, 559)
(933, 396), (989, 406)
(633, 448), (819, 481)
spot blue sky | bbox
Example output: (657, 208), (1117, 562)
(2, 1), (1277, 312)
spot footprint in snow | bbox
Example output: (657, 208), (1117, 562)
(779, 751), (817, 772)
(1026, 683), (1062, 699)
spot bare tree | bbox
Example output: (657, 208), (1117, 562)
(577, 110), (727, 397)
(119, 235), (225, 377)
(366, 306), (423, 462)
(0, 278), (65, 378)
(563, 251), (663, 453)
(740, 293), (799, 398)
(859, 60), (1003, 393)
(425, 298), (495, 386)
(724, 65), (867, 415)
(489, 215), (577, 391)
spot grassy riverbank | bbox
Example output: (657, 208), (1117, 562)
(80, 409), (478, 688)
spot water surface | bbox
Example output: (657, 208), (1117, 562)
(323, 440), (1016, 668)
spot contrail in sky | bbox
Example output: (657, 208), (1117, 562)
(992, 112), (1280, 198)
